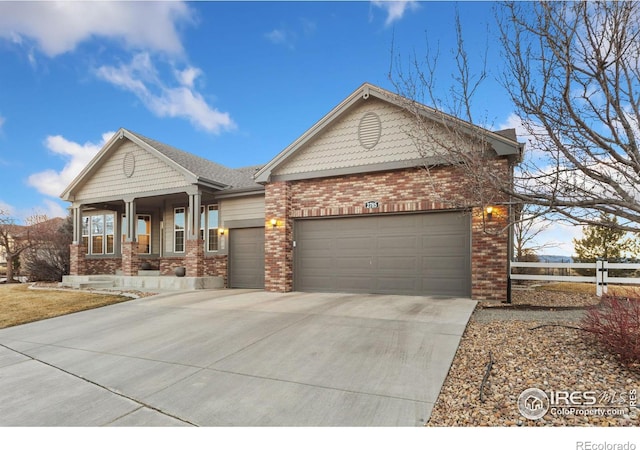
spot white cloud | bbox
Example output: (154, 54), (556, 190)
(96, 53), (235, 134)
(265, 28), (296, 49)
(0, 199), (67, 222)
(175, 67), (202, 89)
(40, 199), (68, 218)
(28, 131), (115, 198)
(372, 1), (419, 27)
(0, 2), (193, 57)
(536, 221), (582, 256)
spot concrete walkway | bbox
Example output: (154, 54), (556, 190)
(0, 290), (476, 426)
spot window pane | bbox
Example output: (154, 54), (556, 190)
(175, 208), (185, 252)
(138, 235), (150, 254)
(207, 205), (219, 251)
(208, 231), (218, 252)
(208, 205), (219, 228)
(105, 214), (114, 234)
(82, 217), (89, 236)
(92, 215), (104, 235)
(92, 235), (103, 255)
(106, 235), (114, 254)
(174, 208), (185, 230)
(175, 230), (184, 253)
(82, 236), (89, 253)
(137, 216), (150, 235)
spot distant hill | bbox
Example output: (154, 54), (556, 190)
(537, 254), (574, 263)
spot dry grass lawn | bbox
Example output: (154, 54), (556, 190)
(0, 283), (131, 329)
(537, 282), (640, 296)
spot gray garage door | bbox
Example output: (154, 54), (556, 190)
(229, 227), (265, 289)
(294, 212), (471, 296)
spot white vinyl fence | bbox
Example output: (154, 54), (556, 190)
(510, 260), (640, 297)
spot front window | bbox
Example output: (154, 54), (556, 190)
(105, 214), (114, 254)
(207, 205), (219, 251)
(174, 208), (185, 253)
(199, 206), (205, 241)
(137, 215), (151, 254)
(84, 213), (114, 255)
(82, 216), (89, 253)
(122, 214), (151, 254)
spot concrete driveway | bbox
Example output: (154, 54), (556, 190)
(0, 290), (475, 426)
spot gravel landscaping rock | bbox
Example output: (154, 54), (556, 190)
(427, 289), (639, 426)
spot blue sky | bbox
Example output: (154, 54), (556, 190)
(0, 1), (579, 254)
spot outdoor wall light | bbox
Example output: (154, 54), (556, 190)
(270, 218), (278, 228)
(218, 228), (225, 236)
(485, 206), (494, 220)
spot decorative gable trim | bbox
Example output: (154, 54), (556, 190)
(254, 82), (522, 184)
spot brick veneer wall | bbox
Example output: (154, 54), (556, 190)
(265, 181), (293, 292)
(69, 244), (87, 276)
(264, 165), (511, 300)
(204, 255), (228, 286)
(160, 257), (186, 276)
(185, 239), (205, 277)
(121, 241), (139, 276)
(85, 257), (121, 275)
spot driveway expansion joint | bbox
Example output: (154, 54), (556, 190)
(0, 342), (200, 427)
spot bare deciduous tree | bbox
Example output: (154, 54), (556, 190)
(0, 210), (44, 282)
(391, 1), (640, 233)
(22, 215), (71, 282)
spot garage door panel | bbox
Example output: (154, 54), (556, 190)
(377, 235), (418, 250)
(298, 256), (333, 270)
(377, 256), (418, 270)
(336, 257), (374, 271)
(229, 227), (265, 289)
(295, 213), (470, 296)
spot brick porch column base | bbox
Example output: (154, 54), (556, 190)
(122, 241), (139, 276)
(69, 243), (87, 276)
(185, 239), (204, 277)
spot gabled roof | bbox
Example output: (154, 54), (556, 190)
(61, 129), (262, 201)
(254, 82), (523, 183)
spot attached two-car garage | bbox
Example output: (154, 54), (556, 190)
(293, 212), (471, 297)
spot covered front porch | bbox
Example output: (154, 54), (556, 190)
(58, 129), (269, 290)
(64, 189), (228, 289)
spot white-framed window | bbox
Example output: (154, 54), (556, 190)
(199, 206), (205, 241)
(84, 213), (115, 255)
(82, 216), (89, 254)
(122, 214), (152, 254)
(137, 215), (151, 254)
(174, 207), (185, 253)
(207, 205), (219, 252)
(105, 214), (114, 254)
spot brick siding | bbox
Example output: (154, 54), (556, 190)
(264, 165), (510, 300)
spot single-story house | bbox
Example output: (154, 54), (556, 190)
(61, 83), (522, 300)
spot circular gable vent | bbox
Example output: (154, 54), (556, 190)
(358, 112), (382, 149)
(123, 152), (136, 178)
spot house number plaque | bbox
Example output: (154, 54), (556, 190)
(364, 201), (379, 209)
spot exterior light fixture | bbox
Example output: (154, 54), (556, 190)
(218, 228), (225, 236)
(270, 218), (278, 228)
(485, 206), (494, 220)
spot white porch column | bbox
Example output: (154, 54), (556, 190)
(72, 204), (84, 244)
(124, 198), (137, 242)
(187, 191), (202, 240)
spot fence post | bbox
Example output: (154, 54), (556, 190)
(602, 260), (608, 296)
(596, 260), (602, 297)
(596, 260), (608, 297)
